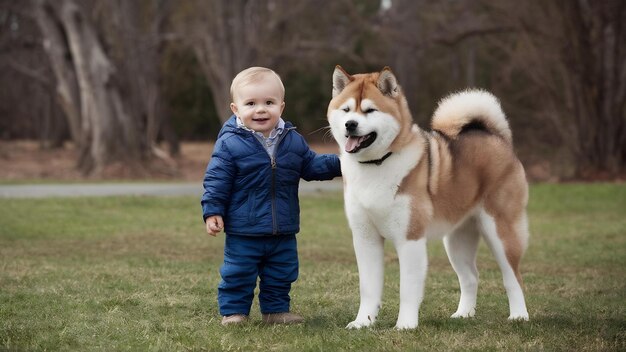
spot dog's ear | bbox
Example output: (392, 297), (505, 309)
(377, 67), (399, 98)
(333, 65), (353, 98)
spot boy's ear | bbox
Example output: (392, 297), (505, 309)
(230, 102), (238, 116)
(280, 101), (285, 116)
(332, 65), (353, 98)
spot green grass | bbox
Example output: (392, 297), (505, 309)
(1, 184), (625, 351)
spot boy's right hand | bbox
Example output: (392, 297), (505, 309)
(205, 215), (224, 236)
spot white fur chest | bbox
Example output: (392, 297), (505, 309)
(342, 162), (402, 210)
(341, 145), (423, 240)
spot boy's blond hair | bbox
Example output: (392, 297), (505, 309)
(230, 67), (285, 102)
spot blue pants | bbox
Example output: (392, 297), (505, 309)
(218, 234), (298, 316)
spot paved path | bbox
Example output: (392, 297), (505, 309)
(0, 180), (343, 198)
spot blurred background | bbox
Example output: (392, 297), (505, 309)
(0, 0), (624, 181)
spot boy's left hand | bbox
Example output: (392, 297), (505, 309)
(205, 215), (224, 236)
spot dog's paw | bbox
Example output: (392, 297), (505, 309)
(394, 322), (418, 330)
(451, 308), (475, 319)
(346, 319), (373, 329)
(508, 312), (529, 321)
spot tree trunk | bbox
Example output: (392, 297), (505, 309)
(183, 0), (347, 124)
(33, 0), (82, 146)
(562, 0), (625, 176)
(35, 0), (150, 175)
(187, 1), (251, 123)
(115, 0), (179, 160)
(487, 0), (625, 178)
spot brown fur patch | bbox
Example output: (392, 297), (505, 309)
(483, 162), (528, 284)
(397, 130), (528, 283)
(397, 135), (432, 240)
(443, 133), (528, 279)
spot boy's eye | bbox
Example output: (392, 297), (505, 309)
(245, 102), (255, 106)
(266, 101), (274, 105)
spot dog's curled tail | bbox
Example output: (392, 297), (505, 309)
(431, 89), (512, 145)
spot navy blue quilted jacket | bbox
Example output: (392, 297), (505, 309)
(201, 115), (341, 236)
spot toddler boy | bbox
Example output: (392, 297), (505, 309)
(201, 67), (341, 325)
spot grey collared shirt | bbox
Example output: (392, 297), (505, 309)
(237, 117), (286, 157)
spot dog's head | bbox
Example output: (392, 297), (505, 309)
(327, 66), (413, 161)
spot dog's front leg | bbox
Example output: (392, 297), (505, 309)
(394, 238), (428, 330)
(346, 228), (384, 329)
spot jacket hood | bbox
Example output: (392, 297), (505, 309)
(216, 115), (240, 139)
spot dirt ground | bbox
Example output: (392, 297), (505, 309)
(0, 140), (340, 182)
(4, 139), (611, 183)
(0, 139), (563, 182)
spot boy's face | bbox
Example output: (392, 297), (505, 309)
(230, 76), (285, 137)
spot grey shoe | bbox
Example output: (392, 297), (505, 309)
(262, 312), (304, 324)
(221, 314), (248, 326)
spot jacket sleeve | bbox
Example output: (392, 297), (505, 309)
(300, 140), (342, 181)
(201, 137), (236, 221)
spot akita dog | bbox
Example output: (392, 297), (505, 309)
(327, 66), (530, 330)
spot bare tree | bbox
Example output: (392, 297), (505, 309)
(179, 0), (375, 123)
(489, 0), (626, 177)
(110, 0), (180, 156)
(34, 0), (143, 174)
(33, 0), (181, 174)
(0, 0), (67, 146)
(377, 0), (514, 123)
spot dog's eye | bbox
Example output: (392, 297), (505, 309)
(364, 108), (377, 114)
(342, 107), (350, 113)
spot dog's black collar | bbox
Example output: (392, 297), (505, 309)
(359, 152), (393, 166)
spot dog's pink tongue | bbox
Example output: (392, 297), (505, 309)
(345, 136), (363, 153)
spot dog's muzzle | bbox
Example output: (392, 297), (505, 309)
(343, 120), (377, 153)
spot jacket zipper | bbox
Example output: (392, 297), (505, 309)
(270, 156), (277, 234)
(269, 127), (295, 234)
(250, 127), (296, 235)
